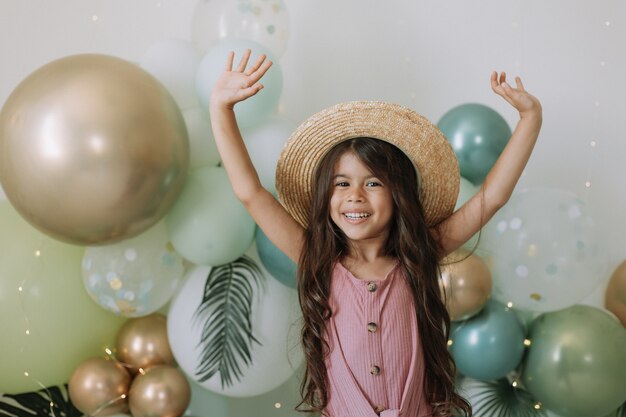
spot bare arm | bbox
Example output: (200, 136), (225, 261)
(209, 50), (304, 263)
(434, 72), (542, 256)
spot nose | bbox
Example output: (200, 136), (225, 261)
(347, 187), (364, 203)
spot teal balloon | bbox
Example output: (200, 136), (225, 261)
(450, 300), (526, 381)
(438, 103), (511, 185)
(522, 305), (626, 417)
(196, 39), (283, 129)
(255, 226), (297, 288)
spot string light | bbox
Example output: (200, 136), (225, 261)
(511, 380), (518, 387)
(590, 140), (596, 147)
(524, 339), (532, 347)
(274, 402), (282, 409)
(534, 402), (542, 410)
(506, 301), (514, 308)
(447, 340), (453, 346)
(585, 181), (591, 188)
(35, 250), (41, 257)
(92, 15), (99, 21)
(604, 21), (610, 26)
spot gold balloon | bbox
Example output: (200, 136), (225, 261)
(605, 260), (626, 327)
(0, 54), (188, 245)
(129, 365), (191, 417)
(440, 249), (492, 321)
(68, 357), (131, 416)
(116, 313), (175, 374)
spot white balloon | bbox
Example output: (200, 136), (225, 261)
(140, 39), (200, 110)
(481, 187), (607, 312)
(167, 244), (303, 397)
(183, 107), (220, 169)
(242, 118), (294, 193)
(192, 0), (290, 58)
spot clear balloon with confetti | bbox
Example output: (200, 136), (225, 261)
(192, 0), (290, 58)
(481, 187), (607, 312)
(82, 222), (184, 317)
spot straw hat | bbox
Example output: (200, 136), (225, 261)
(275, 101), (459, 228)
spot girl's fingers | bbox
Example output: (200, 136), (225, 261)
(515, 76), (525, 91)
(225, 51), (235, 71)
(499, 71), (506, 85)
(236, 49), (252, 72)
(244, 54), (267, 76)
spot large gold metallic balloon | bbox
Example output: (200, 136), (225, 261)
(440, 250), (492, 321)
(129, 365), (191, 417)
(0, 54), (188, 245)
(68, 357), (131, 416)
(116, 313), (175, 374)
(605, 260), (626, 327)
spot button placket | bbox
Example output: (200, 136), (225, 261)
(365, 281), (383, 384)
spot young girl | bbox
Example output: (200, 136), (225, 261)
(209, 50), (542, 417)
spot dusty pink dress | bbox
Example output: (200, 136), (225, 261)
(323, 262), (432, 417)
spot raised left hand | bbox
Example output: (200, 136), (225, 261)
(491, 71), (541, 119)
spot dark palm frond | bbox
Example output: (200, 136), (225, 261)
(0, 384), (81, 417)
(603, 401), (626, 417)
(468, 378), (547, 417)
(193, 255), (265, 388)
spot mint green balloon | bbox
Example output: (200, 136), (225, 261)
(438, 103), (511, 185)
(522, 305), (626, 417)
(0, 201), (126, 393)
(166, 167), (255, 266)
(196, 39), (282, 129)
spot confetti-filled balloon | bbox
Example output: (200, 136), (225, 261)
(192, 0), (290, 58)
(522, 305), (626, 417)
(0, 54), (189, 245)
(481, 188), (607, 312)
(82, 222), (184, 317)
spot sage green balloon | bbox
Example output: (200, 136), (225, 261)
(438, 103), (511, 185)
(522, 305), (626, 417)
(0, 201), (126, 393)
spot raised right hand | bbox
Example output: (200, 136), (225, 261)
(210, 49), (273, 111)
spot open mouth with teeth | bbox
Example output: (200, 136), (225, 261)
(343, 212), (371, 222)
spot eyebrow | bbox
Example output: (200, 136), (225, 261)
(332, 174), (380, 180)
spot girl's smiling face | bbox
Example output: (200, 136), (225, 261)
(329, 151), (394, 244)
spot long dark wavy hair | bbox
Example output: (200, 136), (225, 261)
(295, 137), (471, 417)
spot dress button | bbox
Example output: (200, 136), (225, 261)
(367, 322), (378, 333)
(367, 282), (377, 292)
(370, 365), (381, 376)
(374, 405), (386, 414)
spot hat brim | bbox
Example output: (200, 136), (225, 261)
(276, 101), (459, 228)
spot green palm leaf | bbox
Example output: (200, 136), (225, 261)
(193, 255), (265, 388)
(603, 402), (626, 417)
(0, 384), (81, 417)
(468, 378), (547, 417)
